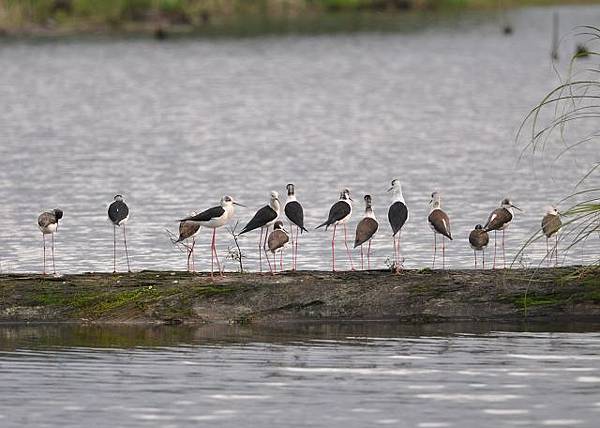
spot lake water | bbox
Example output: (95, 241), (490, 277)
(1, 322), (600, 427)
(0, 6), (599, 273)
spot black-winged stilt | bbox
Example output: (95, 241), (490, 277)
(316, 188), (354, 272)
(240, 191), (280, 273)
(354, 195), (379, 270)
(37, 208), (63, 275)
(542, 206), (562, 266)
(267, 220), (289, 274)
(180, 195), (244, 277)
(469, 224), (489, 269)
(108, 194), (131, 273)
(387, 179), (409, 272)
(284, 183), (307, 271)
(428, 192), (452, 269)
(484, 198), (521, 269)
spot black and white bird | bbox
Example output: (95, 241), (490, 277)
(541, 206), (562, 266)
(108, 194), (131, 273)
(484, 198), (521, 269)
(354, 195), (379, 270)
(387, 179), (409, 272)
(37, 208), (63, 275)
(267, 220), (290, 274)
(469, 224), (489, 269)
(172, 213), (200, 272)
(180, 195), (244, 277)
(428, 192), (452, 269)
(284, 183), (307, 271)
(240, 191), (281, 273)
(316, 188), (354, 272)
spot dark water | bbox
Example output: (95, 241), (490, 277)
(0, 6), (599, 273)
(1, 323), (599, 427)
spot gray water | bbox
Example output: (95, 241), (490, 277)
(1, 323), (600, 427)
(1, 6), (599, 273)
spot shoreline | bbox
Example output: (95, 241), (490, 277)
(0, 266), (598, 324)
(1, 2), (598, 40)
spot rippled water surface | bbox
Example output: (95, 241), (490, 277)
(1, 323), (600, 427)
(1, 6), (599, 273)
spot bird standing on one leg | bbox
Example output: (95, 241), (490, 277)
(267, 220), (290, 274)
(541, 206), (562, 267)
(354, 195), (379, 270)
(484, 198), (521, 269)
(38, 208), (63, 275)
(240, 191), (280, 273)
(469, 224), (489, 269)
(108, 194), (131, 273)
(316, 188), (354, 272)
(284, 183), (307, 271)
(179, 195), (244, 277)
(387, 179), (409, 272)
(428, 192), (452, 269)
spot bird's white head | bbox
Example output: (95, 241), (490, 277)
(501, 198), (521, 212)
(270, 191), (281, 212)
(429, 191), (441, 209)
(286, 183), (295, 196)
(387, 179), (405, 202)
(340, 188), (352, 202)
(544, 205), (559, 216)
(221, 195), (245, 208)
(114, 194), (124, 202)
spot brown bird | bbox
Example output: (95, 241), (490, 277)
(267, 220), (289, 274)
(469, 224), (489, 269)
(542, 206), (562, 266)
(354, 195), (379, 270)
(428, 192), (452, 269)
(172, 213), (200, 272)
(484, 198), (521, 269)
(37, 208), (63, 275)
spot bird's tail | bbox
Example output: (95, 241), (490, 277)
(300, 226), (308, 234)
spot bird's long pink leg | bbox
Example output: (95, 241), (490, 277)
(502, 230), (506, 269)
(555, 234), (559, 267)
(482, 249), (486, 269)
(397, 231), (402, 269)
(113, 225), (116, 273)
(343, 223), (355, 271)
(546, 238), (550, 267)
(186, 243), (192, 272)
(442, 237), (445, 270)
(263, 226), (273, 275)
(258, 228), (263, 273)
(295, 226), (299, 271)
(393, 235), (397, 270)
(332, 225), (337, 272)
(493, 231), (497, 269)
(360, 245), (364, 271)
(213, 229), (223, 276)
(52, 233), (56, 275)
(432, 233), (437, 269)
(191, 237), (196, 272)
(123, 225), (131, 273)
(367, 240), (372, 270)
(42, 234), (46, 275)
(474, 250), (477, 269)
(280, 250), (283, 272)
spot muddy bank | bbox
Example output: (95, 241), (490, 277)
(0, 267), (598, 324)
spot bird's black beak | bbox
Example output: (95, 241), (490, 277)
(511, 204), (522, 212)
(387, 187), (393, 192)
(233, 202), (246, 207)
(349, 197), (354, 202)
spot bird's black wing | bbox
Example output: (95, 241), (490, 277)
(284, 201), (307, 232)
(108, 201), (129, 225)
(240, 205), (278, 234)
(316, 201), (351, 229)
(180, 206), (225, 222)
(354, 217), (379, 248)
(484, 208), (512, 232)
(388, 201), (408, 235)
